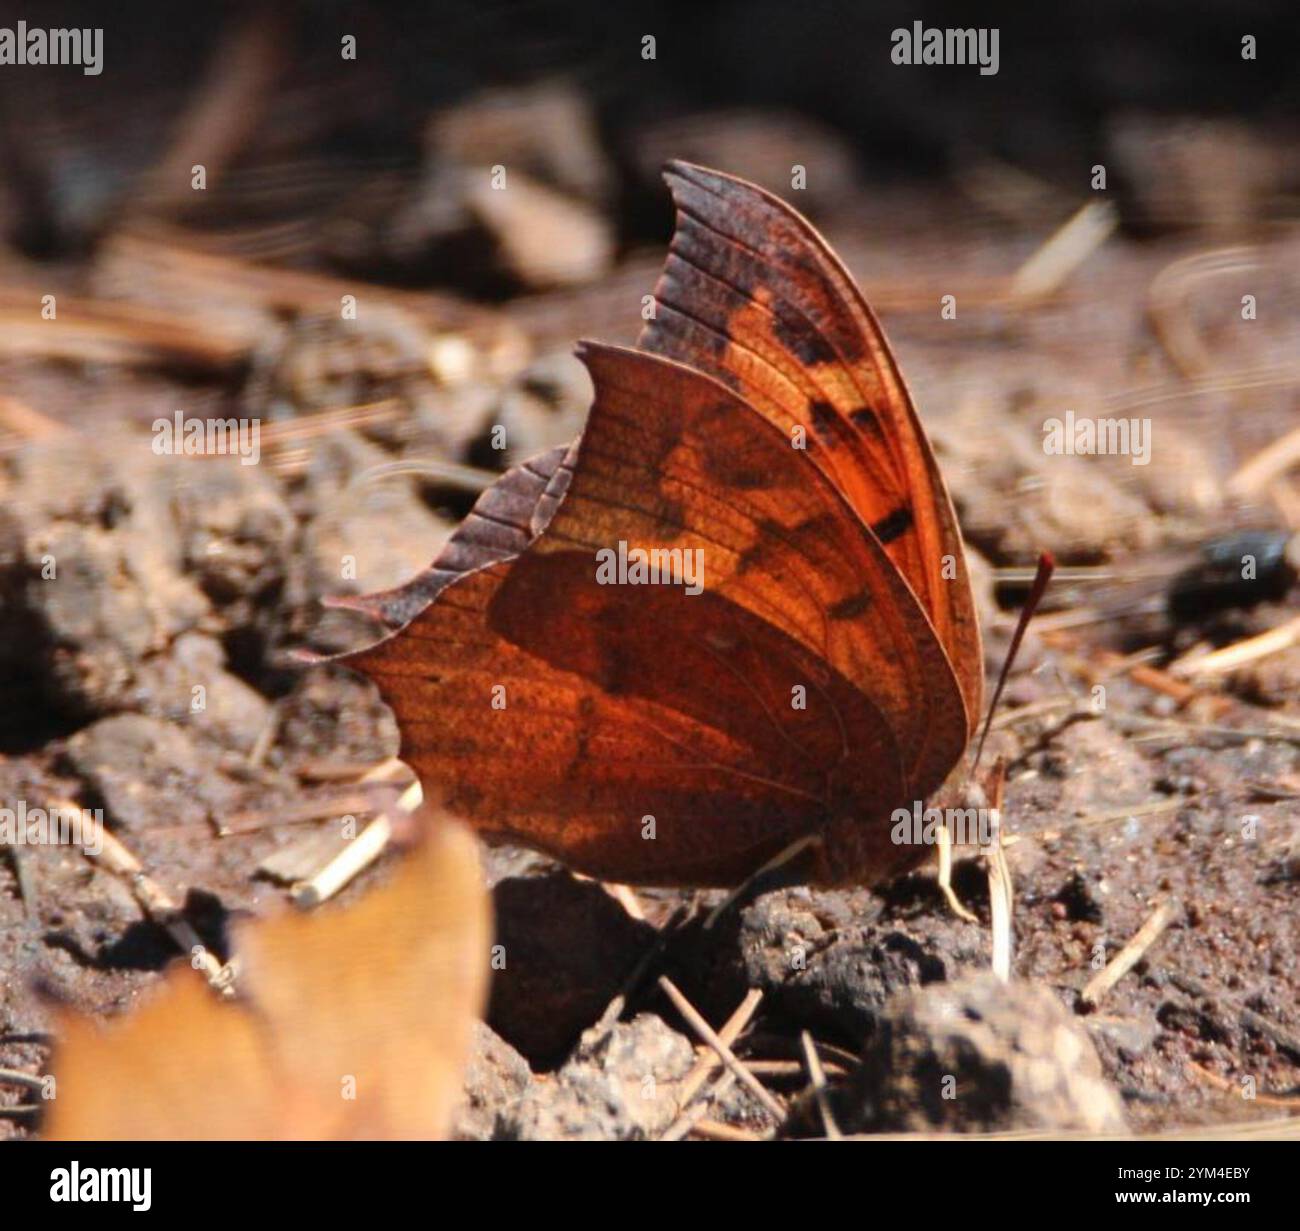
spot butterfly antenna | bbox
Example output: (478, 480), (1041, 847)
(972, 550), (1056, 773)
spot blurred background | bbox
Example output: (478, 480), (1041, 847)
(0, 1), (1296, 260)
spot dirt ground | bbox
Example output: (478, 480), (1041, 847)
(1, 11), (1298, 1141)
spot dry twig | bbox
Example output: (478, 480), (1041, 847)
(1080, 899), (1179, 1010)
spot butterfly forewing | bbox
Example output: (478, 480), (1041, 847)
(638, 161), (982, 737)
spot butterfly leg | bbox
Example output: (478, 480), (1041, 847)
(983, 760), (1014, 979)
(936, 818), (979, 922)
(986, 825), (1014, 980)
(703, 833), (824, 929)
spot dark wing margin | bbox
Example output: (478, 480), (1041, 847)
(317, 441), (577, 636)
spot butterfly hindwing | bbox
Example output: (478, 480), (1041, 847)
(344, 344), (967, 885)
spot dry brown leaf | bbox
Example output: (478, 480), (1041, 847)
(44, 818), (489, 1140)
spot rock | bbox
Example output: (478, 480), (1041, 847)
(463, 167), (614, 289)
(932, 398), (1158, 563)
(428, 80), (613, 206)
(1085, 1013), (1159, 1060)
(404, 380), (501, 462)
(488, 870), (656, 1066)
(1050, 720), (1153, 821)
(1129, 429), (1222, 518)
(735, 886), (954, 1046)
(498, 1014), (693, 1140)
(1, 454), (275, 743)
(837, 972), (1128, 1134)
(451, 1022), (534, 1141)
(1, 438), (278, 734)
(1236, 642), (1300, 709)
(466, 349), (590, 470)
(3, 431), (147, 528)
(1108, 115), (1283, 235)
(1, 436), (295, 715)
(131, 632), (273, 754)
(296, 432), (454, 655)
(168, 457), (294, 650)
(272, 667), (398, 769)
(62, 714), (242, 833)
(2, 438), (209, 718)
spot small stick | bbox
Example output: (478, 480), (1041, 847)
(1128, 664), (1198, 705)
(245, 703), (280, 770)
(1147, 247), (1261, 379)
(257, 399), (401, 447)
(0, 395), (68, 442)
(288, 769), (422, 906)
(800, 1030), (841, 1141)
(603, 882), (645, 921)
(1080, 899), (1178, 1010)
(343, 457), (501, 496)
(1227, 423), (1300, 499)
(0, 292), (250, 369)
(667, 1071), (739, 1142)
(690, 1118), (762, 1142)
(135, 8), (286, 210)
(3, 842), (36, 920)
(0, 1105), (40, 1122)
(742, 1058), (850, 1079)
(1185, 1060), (1300, 1109)
(293, 757), (406, 782)
(703, 833), (821, 929)
(49, 798), (232, 994)
(658, 976), (786, 1123)
(0, 1067), (46, 1093)
(1112, 713), (1300, 749)
(675, 988), (764, 1110)
(990, 695), (1082, 730)
(1008, 201), (1118, 303)
(1029, 798), (1183, 842)
(290, 812), (394, 908)
(1169, 614), (1300, 679)
(221, 789), (384, 835)
(661, 989), (762, 1142)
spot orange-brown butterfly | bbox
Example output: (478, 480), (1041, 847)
(329, 162), (983, 888)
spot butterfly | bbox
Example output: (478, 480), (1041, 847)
(329, 162), (984, 888)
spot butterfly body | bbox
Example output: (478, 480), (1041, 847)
(332, 163), (983, 889)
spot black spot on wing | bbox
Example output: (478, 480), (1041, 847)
(770, 308), (839, 367)
(870, 505), (914, 545)
(849, 405), (884, 440)
(808, 400), (837, 438)
(828, 589), (873, 620)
